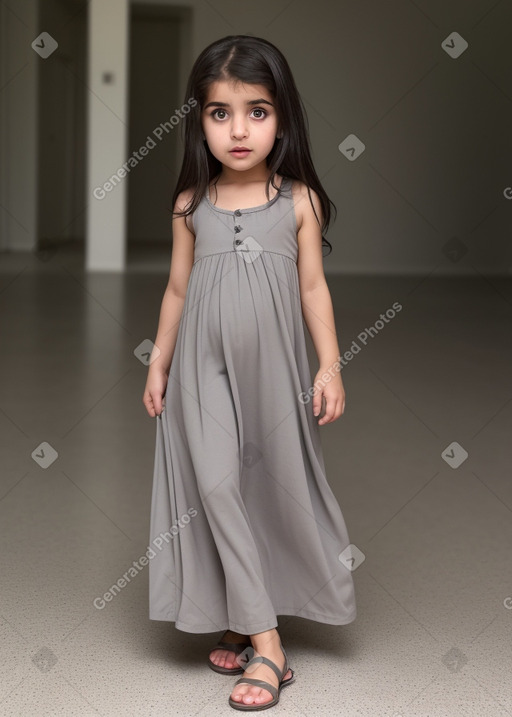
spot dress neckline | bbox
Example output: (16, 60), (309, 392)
(205, 176), (289, 214)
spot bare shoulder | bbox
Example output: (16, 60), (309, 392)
(289, 180), (323, 231)
(174, 187), (196, 234)
(174, 187), (195, 212)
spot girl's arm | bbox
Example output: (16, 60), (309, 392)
(142, 191), (195, 417)
(295, 183), (345, 425)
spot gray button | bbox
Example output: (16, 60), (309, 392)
(234, 209), (242, 216)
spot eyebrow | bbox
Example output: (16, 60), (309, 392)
(203, 98), (274, 109)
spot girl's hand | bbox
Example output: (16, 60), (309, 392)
(312, 369), (345, 425)
(143, 367), (169, 418)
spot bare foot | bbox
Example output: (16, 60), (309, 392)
(209, 629), (250, 670)
(229, 628), (292, 707)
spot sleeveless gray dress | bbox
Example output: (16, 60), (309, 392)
(148, 176), (357, 634)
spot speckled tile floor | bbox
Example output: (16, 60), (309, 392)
(1, 246), (511, 716)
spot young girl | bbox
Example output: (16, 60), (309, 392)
(142, 35), (356, 711)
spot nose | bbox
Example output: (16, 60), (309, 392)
(230, 113), (248, 139)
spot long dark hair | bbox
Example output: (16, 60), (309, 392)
(172, 34), (336, 255)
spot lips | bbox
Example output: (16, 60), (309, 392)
(230, 147), (251, 153)
(229, 148), (252, 159)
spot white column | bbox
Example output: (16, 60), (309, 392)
(85, 0), (129, 271)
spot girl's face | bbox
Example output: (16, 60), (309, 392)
(201, 80), (279, 174)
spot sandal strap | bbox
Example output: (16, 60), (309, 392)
(210, 640), (250, 655)
(243, 654), (286, 682)
(232, 677), (278, 700)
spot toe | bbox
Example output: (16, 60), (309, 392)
(242, 688), (255, 705)
(228, 651), (239, 668)
(231, 684), (249, 702)
(210, 649), (226, 667)
(249, 686), (272, 705)
(210, 648), (240, 669)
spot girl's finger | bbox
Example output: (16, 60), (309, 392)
(319, 396), (340, 424)
(318, 396), (333, 424)
(313, 392), (324, 417)
(313, 393), (327, 418)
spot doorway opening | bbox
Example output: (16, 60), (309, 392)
(127, 3), (193, 270)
